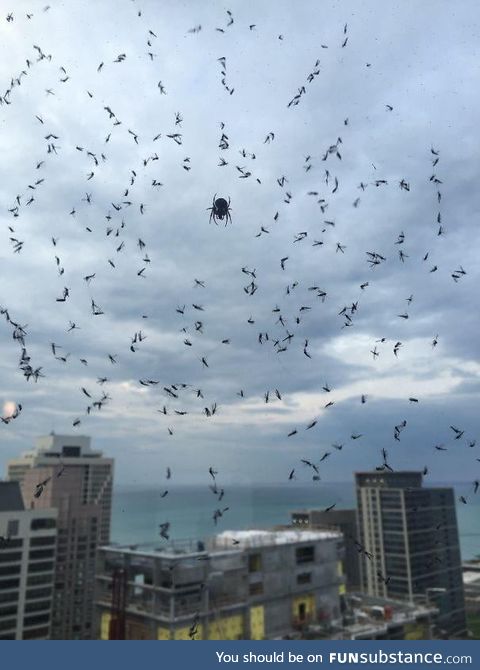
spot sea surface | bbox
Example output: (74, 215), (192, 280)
(110, 482), (480, 561)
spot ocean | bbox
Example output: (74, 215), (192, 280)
(110, 482), (480, 561)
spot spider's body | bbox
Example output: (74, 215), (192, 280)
(208, 194), (232, 225)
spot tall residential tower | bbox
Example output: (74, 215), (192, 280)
(355, 471), (466, 638)
(7, 434), (113, 639)
(0, 481), (57, 640)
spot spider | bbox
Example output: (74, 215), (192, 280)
(208, 194), (232, 225)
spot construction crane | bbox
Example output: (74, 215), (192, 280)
(109, 567), (127, 639)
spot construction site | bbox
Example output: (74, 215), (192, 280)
(95, 528), (345, 640)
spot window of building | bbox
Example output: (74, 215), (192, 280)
(28, 561), (54, 574)
(249, 582), (264, 595)
(0, 591), (18, 604)
(248, 554), (262, 573)
(6, 521), (19, 537)
(295, 546), (315, 564)
(29, 549), (55, 561)
(22, 626), (49, 640)
(0, 564), (21, 576)
(0, 619), (16, 632)
(0, 604), (17, 618)
(0, 552), (22, 564)
(26, 587), (52, 601)
(26, 574), (52, 587)
(30, 537), (56, 547)
(0, 579), (20, 591)
(0, 539), (22, 549)
(24, 599), (51, 613)
(297, 572), (312, 585)
(30, 518), (56, 531)
(62, 446), (81, 457)
(23, 613), (50, 627)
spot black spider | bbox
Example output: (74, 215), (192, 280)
(208, 194), (232, 225)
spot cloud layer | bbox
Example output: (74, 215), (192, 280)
(0, 0), (479, 488)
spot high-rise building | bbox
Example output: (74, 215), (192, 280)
(7, 434), (113, 639)
(95, 528), (344, 640)
(291, 509), (361, 590)
(355, 471), (467, 638)
(0, 481), (57, 640)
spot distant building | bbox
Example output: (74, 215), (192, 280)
(0, 481), (57, 640)
(7, 434), (114, 639)
(355, 471), (467, 638)
(95, 528), (344, 640)
(291, 509), (361, 590)
(309, 592), (438, 640)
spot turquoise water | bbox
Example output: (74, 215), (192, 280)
(110, 482), (480, 561)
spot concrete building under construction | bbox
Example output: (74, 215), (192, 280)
(95, 528), (344, 640)
(291, 508), (361, 590)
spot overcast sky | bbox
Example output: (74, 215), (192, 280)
(0, 0), (479, 488)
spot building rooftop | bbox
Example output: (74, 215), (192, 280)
(214, 528), (341, 548)
(9, 433), (110, 462)
(100, 527), (342, 560)
(356, 471), (423, 476)
(356, 471), (423, 488)
(100, 538), (238, 560)
(0, 481), (25, 512)
(309, 592), (437, 640)
(291, 508), (356, 517)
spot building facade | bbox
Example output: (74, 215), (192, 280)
(7, 434), (113, 639)
(95, 528), (344, 640)
(0, 481), (57, 640)
(355, 471), (467, 638)
(291, 509), (361, 590)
